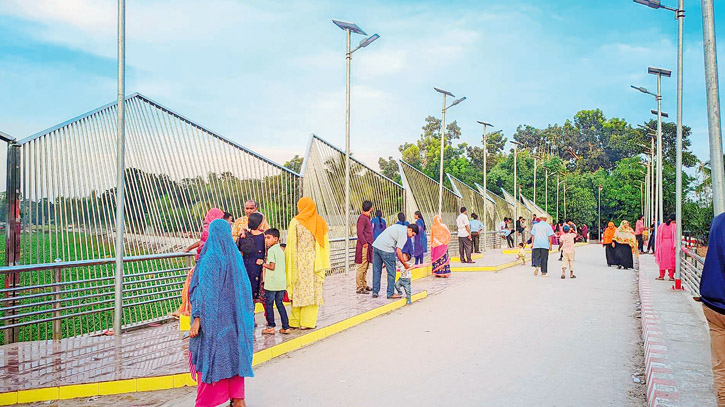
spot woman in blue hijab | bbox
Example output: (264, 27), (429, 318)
(189, 219), (254, 407)
(700, 212), (725, 405)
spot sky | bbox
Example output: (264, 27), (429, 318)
(1, 0), (724, 182)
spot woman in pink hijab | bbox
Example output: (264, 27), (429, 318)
(655, 214), (677, 281)
(173, 208), (225, 318)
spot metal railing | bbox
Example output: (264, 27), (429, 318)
(0, 252), (193, 343)
(680, 246), (704, 295)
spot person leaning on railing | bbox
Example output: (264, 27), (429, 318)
(698, 212), (725, 406)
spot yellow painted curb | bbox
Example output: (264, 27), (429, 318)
(450, 253), (484, 263)
(0, 291), (429, 405)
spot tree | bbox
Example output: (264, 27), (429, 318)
(284, 155), (303, 173)
(378, 156), (401, 184)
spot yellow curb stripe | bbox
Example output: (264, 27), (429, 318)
(0, 291), (429, 405)
(450, 253), (484, 263)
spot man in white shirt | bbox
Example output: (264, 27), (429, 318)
(456, 207), (473, 263)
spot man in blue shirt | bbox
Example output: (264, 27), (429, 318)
(530, 215), (554, 276)
(371, 223), (419, 298)
(469, 213), (484, 253)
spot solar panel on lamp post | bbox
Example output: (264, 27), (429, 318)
(332, 19), (380, 277)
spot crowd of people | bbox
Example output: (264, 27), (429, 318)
(599, 214), (678, 281)
(177, 198), (460, 406)
(176, 198), (330, 406)
(172, 195), (725, 407)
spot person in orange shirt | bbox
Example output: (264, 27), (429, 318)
(602, 221), (617, 267)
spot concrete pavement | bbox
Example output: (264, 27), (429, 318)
(36, 244), (646, 407)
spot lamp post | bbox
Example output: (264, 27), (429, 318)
(512, 140), (521, 245)
(632, 66), (671, 227)
(598, 185), (602, 241)
(556, 174), (567, 221)
(333, 20), (379, 276)
(477, 121), (494, 231)
(543, 167), (549, 214)
(634, 0), (686, 289)
(701, 0), (725, 215)
(113, 0), (126, 337)
(640, 125), (657, 229)
(434, 87), (466, 216)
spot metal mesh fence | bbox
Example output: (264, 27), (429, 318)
(2, 94), (301, 342)
(301, 135), (404, 275)
(302, 135), (404, 240)
(398, 160), (461, 255)
(474, 184), (513, 231)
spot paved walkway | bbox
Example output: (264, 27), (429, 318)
(29, 244), (647, 406)
(637, 252), (716, 406)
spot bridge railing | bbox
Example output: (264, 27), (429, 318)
(0, 252), (194, 343)
(680, 246), (704, 295)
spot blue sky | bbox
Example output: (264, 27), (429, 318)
(0, 0), (723, 177)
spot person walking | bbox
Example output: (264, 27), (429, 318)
(699, 212), (725, 406)
(635, 215), (645, 254)
(456, 207), (473, 263)
(371, 222), (418, 298)
(655, 214), (677, 281)
(530, 215), (554, 276)
(355, 201), (374, 294)
(559, 224), (576, 279)
(612, 220), (637, 270)
(602, 221), (617, 266)
(284, 197), (330, 329)
(188, 219), (254, 407)
(469, 213), (483, 253)
(581, 224), (588, 243)
(413, 211), (428, 264)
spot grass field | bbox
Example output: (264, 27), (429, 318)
(0, 231), (190, 343)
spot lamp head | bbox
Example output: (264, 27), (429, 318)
(633, 0), (661, 9)
(359, 33), (380, 48)
(451, 96), (466, 106)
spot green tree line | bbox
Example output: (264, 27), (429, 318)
(378, 109), (717, 241)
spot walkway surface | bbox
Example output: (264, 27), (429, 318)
(637, 252), (716, 406)
(19, 244), (648, 406)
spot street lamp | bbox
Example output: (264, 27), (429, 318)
(632, 65), (671, 228)
(633, 0), (686, 290)
(543, 167), (549, 214)
(701, 0), (725, 216)
(511, 140), (521, 245)
(638, 124), (657, 227)
(434, 87), (466, 215)
(477, 121), (494, 231)
(598, 185), (602, 241)
(333, 19), (380, 276)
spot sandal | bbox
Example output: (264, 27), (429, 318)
(261, 328), (275, 335)
(570, 274), (576, 279)
(279, 329), (291, 334)
(561, 275), (565, 279)
(655, 277), (664, 280)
